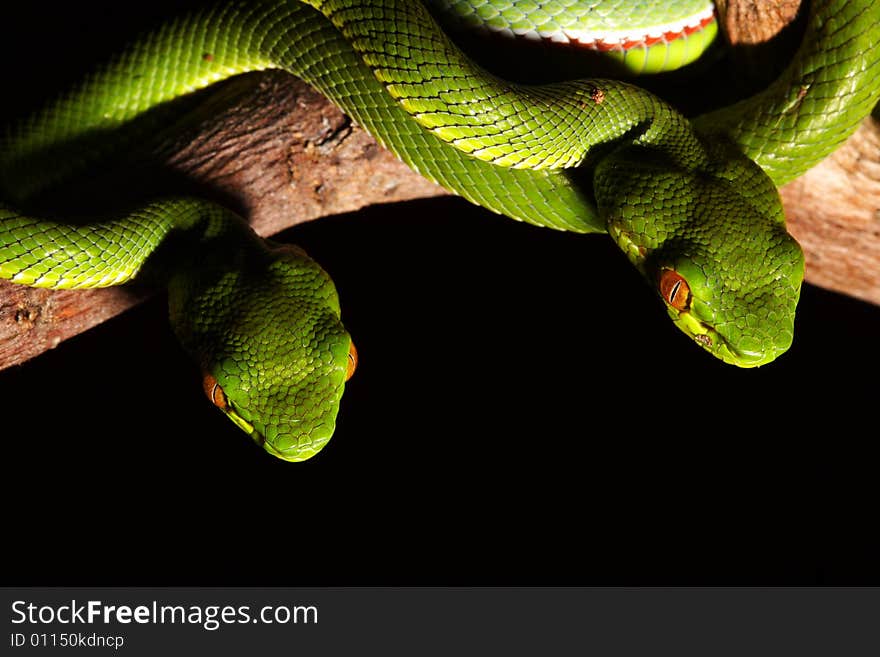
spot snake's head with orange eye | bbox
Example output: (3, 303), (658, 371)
(656, 265), (721, 353)
(649, 242), (803, 367)
(200, 338), (358, 442)
(595, 141), (805, 368)
(169, 240), (356, 462)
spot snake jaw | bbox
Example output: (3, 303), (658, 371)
(667, 306), (772, 367)
(203, 370), (257, 434)
(219, 401), (333, 463)
(609, 218), (796, 368)
(202, 368), (315, 458)
(232, 414), (328, 463)
(256, 436), (323, 463)
(608, 223), (745, 365)
(667, 304), (715, 350)
(209, 382), (321, 459)
(224, 406), (257, 437)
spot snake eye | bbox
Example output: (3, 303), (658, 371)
(202, 371), (229, 410)
(659, 269), (691, 311)
(345, 340), (358, 382)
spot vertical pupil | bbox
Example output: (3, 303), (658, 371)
(659, 270), (689, 310)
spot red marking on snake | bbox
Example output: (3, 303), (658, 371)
(587, 13), (715, 52)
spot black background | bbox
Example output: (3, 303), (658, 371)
(1, 2), (878, 585)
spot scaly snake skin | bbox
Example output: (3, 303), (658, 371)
(1, 0), (878, 460)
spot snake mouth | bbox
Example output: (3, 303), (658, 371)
(669, 308), (770, 367)
(220, 402), (320, 460)
(254, 432), (330, 463)
(246, 421), (332, 463)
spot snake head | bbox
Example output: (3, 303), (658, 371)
(169, 242), (355, 461)
(595, 142), (805, 367)
(647, 237), (804, 367)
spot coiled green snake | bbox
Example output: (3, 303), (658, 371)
(1, 1), (878, 460)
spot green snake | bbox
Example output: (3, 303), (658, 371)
(1, 0), (878, 460)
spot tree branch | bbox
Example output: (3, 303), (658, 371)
(0, 73), (444, 371)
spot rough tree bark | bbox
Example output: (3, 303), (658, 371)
(1, 0), (878, 371)
(0, 74), (444, 370)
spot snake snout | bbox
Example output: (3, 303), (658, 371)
(727, 346), (773, 368)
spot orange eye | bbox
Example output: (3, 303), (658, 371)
(202, 371), (229, 411)
(345, 340), (358, 382)
(659, 269), (691, 311)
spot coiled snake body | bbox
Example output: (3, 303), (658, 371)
(1, 0), (878, 460)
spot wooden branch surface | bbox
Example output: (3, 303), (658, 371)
(0, 74), (444, 371)
(1, 0), (878, 371)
